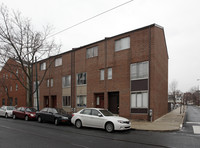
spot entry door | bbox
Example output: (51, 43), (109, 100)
(44, 96), (49, 107)
(51, 96), (57, 108)
(95, 93), (104, 108)
(108, 92), (119, 114)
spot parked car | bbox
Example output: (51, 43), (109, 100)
(0, 106), (16, 118)
(71, 108), (131, 133)
(13, 107), (37, 121)
(36, 108), (72, 125)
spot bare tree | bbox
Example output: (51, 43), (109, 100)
(169, 80), (178, 106)
(0, 4), (61, 107)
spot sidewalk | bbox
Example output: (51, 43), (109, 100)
(130, 107), (186, 131)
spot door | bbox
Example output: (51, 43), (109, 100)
(108, 92), (119, 114)
(51, 96), (57, 108)
(95, 93), (104, 108)
(44, 96), (49, 107)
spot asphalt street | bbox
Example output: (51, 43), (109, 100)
(181, 105), (200, 135)
(0, 106), (200, 148)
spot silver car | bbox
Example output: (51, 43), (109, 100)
(71, 108), (131, 133)
(0, 106), (16, 118)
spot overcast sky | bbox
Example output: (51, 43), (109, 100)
(1, 0), (200, 92)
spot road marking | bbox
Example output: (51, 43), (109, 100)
(193, 126), (200, 134)
(186, 122), (200, 125)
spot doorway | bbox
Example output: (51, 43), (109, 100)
(108, 92), (119, 114)
(95, 93), (104, 108)
(44, 96), (49, 107)
(51, 96), (57, 108)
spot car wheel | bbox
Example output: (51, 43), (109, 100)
(105, 122), (114, 133)
(38, 116), (42, 123)
(54, 118), (59, 126)
(25, 115), (29, 121)
(5, 113), (8, 118)
(75, 120), (82, 129)
(13, 114), (16, 120)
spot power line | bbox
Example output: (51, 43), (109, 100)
(47, 0), (134, 38)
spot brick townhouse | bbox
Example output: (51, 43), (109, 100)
(0, 58), (27, 107)
(32, 23), (168, 121)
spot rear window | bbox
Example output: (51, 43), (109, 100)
(80, 109), (91, 115)
(7, 106), (15, 110)
(26, 108), (36, 112)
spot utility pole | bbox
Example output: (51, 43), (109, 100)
(35, 57), (39, 110)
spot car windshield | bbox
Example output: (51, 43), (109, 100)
(26, 108), (36, 112)
(7, 106), (15, 110)
(56, 108), (67, 114)
(99, 110), (113, 116)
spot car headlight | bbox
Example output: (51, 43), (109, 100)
(30, 114), (35, 117)
(117, 120), (124, 124)
(62, 117), (68, 120)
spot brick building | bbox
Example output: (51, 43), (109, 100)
(0, 58), (27, 107)
(33, 24), (168, 121)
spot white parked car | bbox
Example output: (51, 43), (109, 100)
(71, 108), (131, 132)
(0, 106), (16, 118)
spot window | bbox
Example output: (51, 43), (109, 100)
(50, 79), (53, 87)
(131, 92), (148, 108)
(47, 79), (49, 87)
(77, 72), (87, 85)
(80, 109), (91, 115)
(108, 68), (112, 80)
(131, 61), (149, 80)
(9, 98), (13, 106)
(2, 98), (5, 105)
(3, 74), (5, 79)
(92, 109), (100, 116)
(77, 95), (87, 107)
(55, 57), (62, 67)
(10, 86), (12, 92)
(15, 98), (18, 105)
(6, 74), (8, 79)
(40, 62), (46, 70)
(62, 75), (71, 88)
(16, 84), (18, 91)
(115, 37), (130, 52)
(62, 96), (71, 106)
(86, 46), (98, 58)
(100, 69), (104, 80)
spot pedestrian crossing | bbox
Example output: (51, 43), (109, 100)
(186, 122), (200, 134)
(193, 126), (200, 134)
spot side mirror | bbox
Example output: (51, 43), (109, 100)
(98, 113), (103, 117)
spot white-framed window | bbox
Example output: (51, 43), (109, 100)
(77, 72), (87, 85)
(100, 69), (104, 80)
(50, 79), (53, 87)
(131, 92), (148, 108)
(62, 75), (71, 88)
(130, 61), (149, 80)
(86, 46), (98, 58)
(108, 68), (112, 80)
(77, 95), (87, 107)
(63, 96), (71, 106)
(115, 37), (130, 52)
(47, 79), (50, 87)
(40, 62), (46, 70)
(55, 57), (62, 67)
(16, 84), (18, 91)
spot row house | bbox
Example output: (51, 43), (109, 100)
(0, 58), (27, 107)
(32, 24), (168, 121)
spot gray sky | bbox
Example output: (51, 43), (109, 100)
(1, 0), (200, 92)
